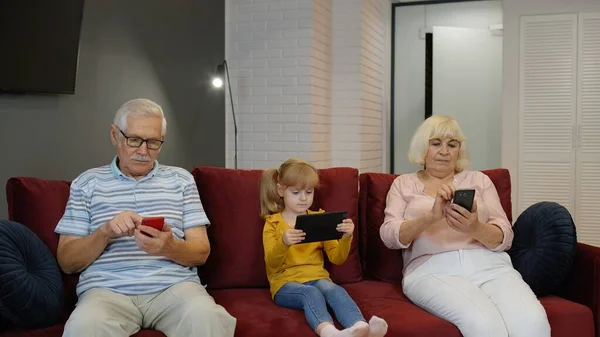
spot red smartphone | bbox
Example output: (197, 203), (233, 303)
(140, 217), (165, 237)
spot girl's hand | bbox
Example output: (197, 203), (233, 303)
(283, 229), (305, 246)
(337, 219), (354, 238)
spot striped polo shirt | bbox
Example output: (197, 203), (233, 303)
(55, 157), (209, 297)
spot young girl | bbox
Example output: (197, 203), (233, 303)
(260, 158), (388, 337)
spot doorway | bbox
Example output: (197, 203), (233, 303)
(391, 0), (503, 173)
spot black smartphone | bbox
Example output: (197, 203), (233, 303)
(453, 189), (475, 212)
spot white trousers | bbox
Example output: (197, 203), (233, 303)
(63, 281), (236, 337)
(403, 249), (551, 337)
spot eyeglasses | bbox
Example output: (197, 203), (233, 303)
(118, 129), (164, 150)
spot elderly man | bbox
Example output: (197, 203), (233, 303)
(55, 98), (236, 337)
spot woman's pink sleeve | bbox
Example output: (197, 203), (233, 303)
(380, 176), (411, 249)
(481, 174), (514, 251)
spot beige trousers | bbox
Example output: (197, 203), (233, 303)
(62, 282), (236, 337)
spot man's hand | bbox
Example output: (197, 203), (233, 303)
(134, 222), (175, 256)
(101, 210), (143, 239)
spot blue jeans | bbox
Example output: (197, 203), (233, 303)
(274, 279), (366, 332)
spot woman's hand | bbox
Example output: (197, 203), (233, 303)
(431, 183), (455, 221)
(336, 219), (354, 238)
(445, 200), (483, 235)
(283, 229), (305, 246)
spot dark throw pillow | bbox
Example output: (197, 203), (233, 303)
(508, 202), (577, 297)
(0, 220), (64, 329)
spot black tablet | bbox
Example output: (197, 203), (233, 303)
(295, 211), (347, 243)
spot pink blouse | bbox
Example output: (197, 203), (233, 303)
(380, 170), (514, 276)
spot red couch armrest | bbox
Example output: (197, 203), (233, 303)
(559, 242), (600, 336)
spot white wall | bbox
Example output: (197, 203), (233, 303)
(393, 1), (503, 174)
(225, 0), (321, 169)
(332, 0), (385, 172)
(502, 0), (600, 218)
(226, 0), (386, 171)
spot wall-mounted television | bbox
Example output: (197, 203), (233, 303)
(0, 0), (85, 94)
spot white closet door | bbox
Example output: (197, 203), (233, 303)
(519, 14), (578, 216)
(576, 12), (600, 246)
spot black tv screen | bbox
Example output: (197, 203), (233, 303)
(0, 0), (85, 94)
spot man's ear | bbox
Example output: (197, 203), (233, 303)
(276, 183), (285, 197)
(110, 124), (118, 146)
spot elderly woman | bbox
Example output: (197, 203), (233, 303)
(380, 115), (550, 337)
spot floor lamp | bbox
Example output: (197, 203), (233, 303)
(212, 60), (238, 169)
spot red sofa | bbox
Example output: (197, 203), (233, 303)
(1, 166), (599, 337)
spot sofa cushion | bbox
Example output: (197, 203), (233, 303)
(509, 202), (577, 297)
(2, 319), (166, 337)
(210, 288), (315, 337)
(0, 221), (63, 329)
(343, 281), (461, 337)
(5, 177), (70, 256)
(5, 177), (79, 310)
(540, 296), (594, 337)
(311, 167), (362, 284)
(345, 282), (593, 337)
(358, 169), (512, 282)
(479, 168), (513, 222)
(191, 167), (267, 289)
(192, 166), (362, 290)
(358, 173), (403, 282)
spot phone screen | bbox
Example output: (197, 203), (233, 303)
(453, 189), (475, 212)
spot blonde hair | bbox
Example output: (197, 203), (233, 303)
(259, 158), (320, 218)
(407, 115), (470, 171)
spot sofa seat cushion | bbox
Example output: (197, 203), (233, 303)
(540, 296), (594, 337)
(209, 288), (315, 337)
(343, 281), (461, 337)
(0, 324), (67, 337)
(210, 281), (462, 337)
(1, 326), (166, 337)
(192, 166), (362, 290)
(0, 314), (167, 337)
(344, 282), (593, 337)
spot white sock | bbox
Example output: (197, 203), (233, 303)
(319, 324), (340, 337)
(368, 316), (388, 337)
(320, 324), (339, 337)
(337, 321), (369, 337)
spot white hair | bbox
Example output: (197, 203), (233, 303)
(407, 115), (470, 172)
(113, 98), (167, 136)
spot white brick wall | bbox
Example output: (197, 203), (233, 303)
(360, 0), (385, 172)
(311, 0), (333, 168)
(331, 0), (385, 172)
(226, 0), (386, 171)
(332, 0), (362, 169)
(226, 0), (314, 169)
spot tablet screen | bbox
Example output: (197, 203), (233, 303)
(295, 211), (347, 243)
